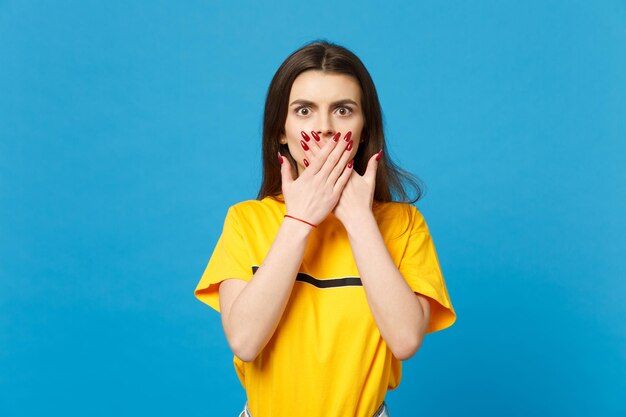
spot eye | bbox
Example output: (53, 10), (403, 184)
(295, 106), (310, 116)
(336, 106), (353, 116)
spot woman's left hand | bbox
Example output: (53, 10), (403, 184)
(332, 149), (382, 231)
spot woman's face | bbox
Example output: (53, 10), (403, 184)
(280, 70), (365, 177)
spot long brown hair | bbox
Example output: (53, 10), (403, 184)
(256, 39), (425, 211)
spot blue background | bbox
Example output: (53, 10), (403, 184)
(1, 1), (624, 416)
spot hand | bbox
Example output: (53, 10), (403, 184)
(332, 148), (382, 230)
(278, 130), (355, 227)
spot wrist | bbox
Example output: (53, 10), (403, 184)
(344, 210), (376, 237)
(282, 215), (316, 237)
(284, 214), (317, 228)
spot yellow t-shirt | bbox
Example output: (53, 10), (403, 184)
(194, 195), (456, 417)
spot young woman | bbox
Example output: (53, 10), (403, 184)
(194, 40), (457, 417)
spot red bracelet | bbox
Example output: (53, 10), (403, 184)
(284, 214), (317, 228)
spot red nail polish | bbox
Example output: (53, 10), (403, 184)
(301, 131), (311, 142)
(376, 149), (383, 161)
(311, 132), (320, 142)
(344, 131), (352, 142)
(300, 140), (309, 150)
(303, 158), (309, 167)
(346, 140), (353, 151)
(348, 159), (354, 168)
(333, 132), (341, 142)
(277, 152), (283, 164)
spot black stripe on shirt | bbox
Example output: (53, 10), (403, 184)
(251, 266), (362, 288)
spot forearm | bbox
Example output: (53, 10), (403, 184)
(346, 213), (426, 360)
(226, 217), (313, 362)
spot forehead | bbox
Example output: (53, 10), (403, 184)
(289, 70), (361, 102)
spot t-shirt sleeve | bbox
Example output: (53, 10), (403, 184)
(398, 206), (457, 334)
(194, 206), (254, 313)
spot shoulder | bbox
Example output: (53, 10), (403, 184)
(229, 196), (284, 213)
(229, 199), (264, 213)
(226, 196), (286, 225)
(373, 202), (428, 234)
(374, 201), (422, 221)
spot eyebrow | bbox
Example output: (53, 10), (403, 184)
(289, 99), (359, 107)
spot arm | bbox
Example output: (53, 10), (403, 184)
(345, 212), (431, 361)
(218, 217), (313, 362)
(219, 132), (354, 361)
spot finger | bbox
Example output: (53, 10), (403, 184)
(307, 131), (323, 158)
(364, 148), (383, 183)
(326, 133), (356, 186)
(311, 130), (322, 149)
(278, 151), (294, 184)
(299, 131), (313, 165)
(303, 131), (331, 161)
(301, 132), (341, 177)
(333, 158), (354, 194)
(318, 131), (353, 180)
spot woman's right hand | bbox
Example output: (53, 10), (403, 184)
(278, 131), (355, 227)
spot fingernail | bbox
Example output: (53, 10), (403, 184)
(346, 140), (353, 151)
(344, 131), (352, 142)
(278, 152), (283, 164)
(311, 132), (321, 142)
(376, 148), (383, 161)
(300, 140), (309, 150)
(348, 159), (354, 168)
(333, 132), (341, 142)
(303, 158), (309, 167)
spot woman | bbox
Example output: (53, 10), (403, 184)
(194, 40), (456, 417)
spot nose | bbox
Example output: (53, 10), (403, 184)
(315, 113), (338, 141)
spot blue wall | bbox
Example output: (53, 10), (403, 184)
(1, 1), (624, 415)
